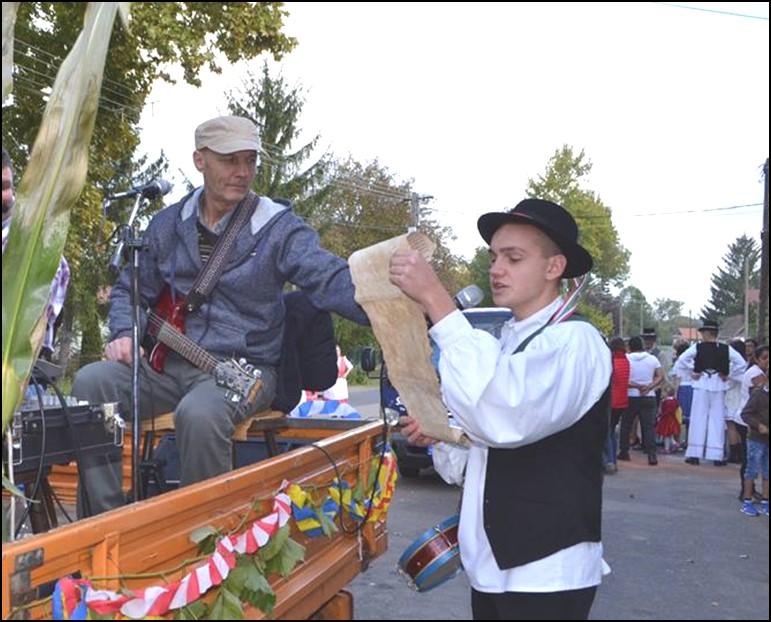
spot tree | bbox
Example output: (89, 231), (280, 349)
(652, 297), (685, 344)
(653, 298), (684, 323)
(227, 63), (331, 219)
(617, 286), (655, 338)
(701, 234), (760, 323)
(467, 247), (494, 307)
(526, 146), (631, 330)
(227, 66), (468, 355)
(526, 146), (630, 287)
(313, 157), (468, 354)
(3, 2), (295, 369)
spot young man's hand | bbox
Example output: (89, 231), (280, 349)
(399, 415), (438, 447)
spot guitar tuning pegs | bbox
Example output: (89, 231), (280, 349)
(238, 358), (247, 367)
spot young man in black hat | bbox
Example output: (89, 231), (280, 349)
(672, 319), (746, 466)
(391, 198), (611, 620)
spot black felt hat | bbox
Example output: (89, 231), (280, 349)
(698, 319), (719, 332)
(477, 198), (593, 278)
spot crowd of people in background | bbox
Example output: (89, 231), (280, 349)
(604, 321), (769, 518)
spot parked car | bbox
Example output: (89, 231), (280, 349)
(380, 307), (513, 477)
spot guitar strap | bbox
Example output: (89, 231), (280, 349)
(184, 191), (260, 314)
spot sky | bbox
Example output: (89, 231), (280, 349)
(138, 2), (770, 316)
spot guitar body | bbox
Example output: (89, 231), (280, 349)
(145, 285), (261, 412)
(148, 286), (187, 374)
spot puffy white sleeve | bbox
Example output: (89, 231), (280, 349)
(429, 311), (611, 448)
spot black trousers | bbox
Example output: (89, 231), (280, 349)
(471, 586), (597, 620)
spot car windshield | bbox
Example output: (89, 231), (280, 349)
(466, 311), (512, 338)
(429, 309), (512, 366)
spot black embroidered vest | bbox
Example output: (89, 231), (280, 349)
(694, 342), (729, 376)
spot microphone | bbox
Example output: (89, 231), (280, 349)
(107, 179), (173, 201)
(453, 284), (484, 310)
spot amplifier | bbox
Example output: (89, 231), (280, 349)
(4, 400), (125, 473)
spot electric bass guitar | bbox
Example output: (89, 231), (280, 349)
(146, 286), (262, 412)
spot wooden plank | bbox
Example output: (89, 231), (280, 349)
(3, 421), (389, 620)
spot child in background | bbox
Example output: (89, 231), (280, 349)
(740, 380), (769, 517)
(656, 387), (682, 453)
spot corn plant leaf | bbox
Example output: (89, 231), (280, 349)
(2, 2), (127, 434)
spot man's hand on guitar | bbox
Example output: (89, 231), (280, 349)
(399, 415), (438, 447)
(104, 337), (144, 365)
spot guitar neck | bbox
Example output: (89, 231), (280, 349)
(148, 311), (218, 374)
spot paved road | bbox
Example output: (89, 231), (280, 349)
(349, 452), (769, 620)
(348, 386), (380, 416)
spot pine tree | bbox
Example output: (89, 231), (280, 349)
(701, 235), (760, 321)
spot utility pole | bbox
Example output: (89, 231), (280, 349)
(758, 158), (769, 343)
(407, 192), (434, 233)
(744, 256), (750, 338)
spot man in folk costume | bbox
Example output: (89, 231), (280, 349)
(391, 199), (611, 620)
(673, 319), (746, 466)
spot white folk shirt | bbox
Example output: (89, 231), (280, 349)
(429, 297), (612, 594)
(672, 342), (746, 393)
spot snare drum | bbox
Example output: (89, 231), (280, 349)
(398, 514), (463, 592)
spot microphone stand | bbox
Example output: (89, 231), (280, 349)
(107, 192), (146, 507)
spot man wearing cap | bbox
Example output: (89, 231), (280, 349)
(673, 319), (746, 466)
(392, 199), (611, 620)
(71, 116), (367, 516)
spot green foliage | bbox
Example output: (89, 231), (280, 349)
(701, 234), (760, 323)
(346, 366), (368, 386)
(617, 286), (656, 338)
(266, 533), (305, 577)
(190, 525), (220, 555)
(210, 587), (244, 620)
(316, 157), (468, 352)
(256, 524), (290, 562)
(227, 62), (331, 219)
(175, 600), (208, 620)
(467, 247), (494, 306)
(526, 146), (630, 287)
(651, 297), (686, 343)
(255, 524), (305, 577)
(3, 2), (123, 434)
(577, 301), (612, 336)
(3, 2), (295, 371)
(239, 560), (276, 614)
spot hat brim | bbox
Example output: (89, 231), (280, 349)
(198, 140), (260, 155)
(477, 212), (593, 278)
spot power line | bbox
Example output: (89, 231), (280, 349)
(427, 201), (763, 219)
(627, 202), (763, 217)
(14, 37), (142, 102)
(258, 150), (412, 204)
(13, 62), (144, 118)
(654, 2), (769, 21)
(14, 48), (139, 109)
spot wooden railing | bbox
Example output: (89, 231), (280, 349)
(2, 419), (389, 620)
